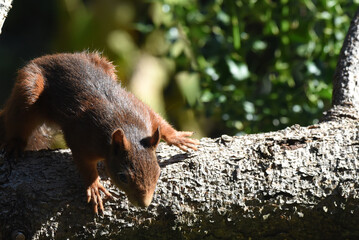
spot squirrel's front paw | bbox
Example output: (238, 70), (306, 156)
(167, 131), (200, 151)
(86, 178), (112, 215)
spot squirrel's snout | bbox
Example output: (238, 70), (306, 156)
(129, 191), (154, 208)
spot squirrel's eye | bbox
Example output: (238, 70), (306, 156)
(117, 173), (128, 184)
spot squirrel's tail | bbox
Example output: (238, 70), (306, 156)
(26, 124), (57, 151)
(0, 110), (59, 151)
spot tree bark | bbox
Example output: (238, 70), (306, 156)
(324, 8), (359, 121)
(0, 0), (12, 34)
(2, 6), (359, 240)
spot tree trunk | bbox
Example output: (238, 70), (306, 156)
(0, 0), (12, 34)
(2, 6), (359, 240)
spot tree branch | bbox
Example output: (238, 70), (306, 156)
(1, 119), (359, 239)
(324, 8), (359, 120)
(0, 0), (12, 34)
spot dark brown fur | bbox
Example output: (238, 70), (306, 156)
(0, 52), (199, 212)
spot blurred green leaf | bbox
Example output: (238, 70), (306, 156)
(253, 40), (267, 51)
(226, 58), (250, 81)
(176, 71), (201, 106)
(52, 0), (358, 137)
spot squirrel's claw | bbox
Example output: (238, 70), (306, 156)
(168, 131), (200, 152)
(87, 179), (112, 215)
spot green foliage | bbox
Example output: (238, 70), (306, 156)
(142, 0), (357, 135)
(1, 0), (357, 137)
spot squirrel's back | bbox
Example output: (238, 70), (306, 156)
(38, 53), (152, 146)
(1, 52), (153, 153)
(34, 53), (121, 118)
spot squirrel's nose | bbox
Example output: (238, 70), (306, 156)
(138, 198), (152, 208)
(129, 191), (154, 208)
(137, 193), (154, 208)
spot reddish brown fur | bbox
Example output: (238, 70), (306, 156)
(84, 52), (118, 81)
(0, 52), (199, 213)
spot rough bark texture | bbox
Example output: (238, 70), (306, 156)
(1, 119), (359, 240)
(0, 0), (12, 34)
(2, 6), (359, 240)
(324, 9), (359, 120)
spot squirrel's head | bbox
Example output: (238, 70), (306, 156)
(105, 127), (161, 208)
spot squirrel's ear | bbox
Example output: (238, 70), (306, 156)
(141, 127), (161, 148)
(112, 128), (130, 150)
(149, 127), (161, 148)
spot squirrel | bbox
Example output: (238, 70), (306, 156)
(0, 52), (199, 214)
